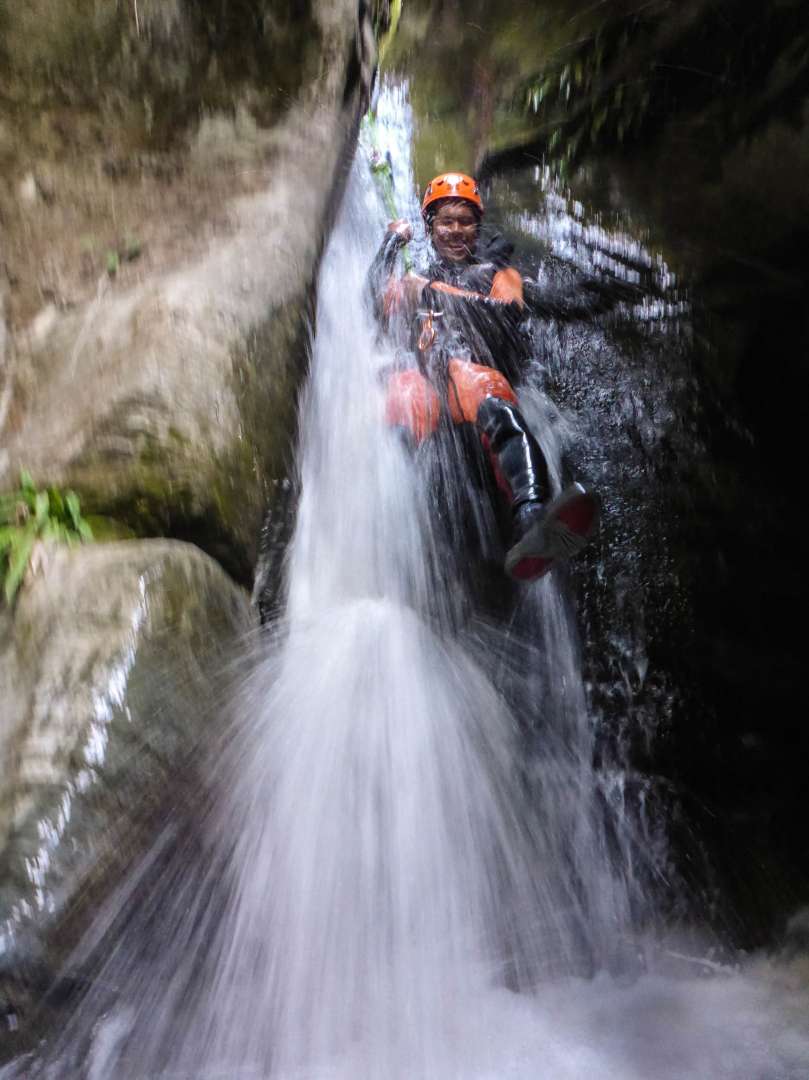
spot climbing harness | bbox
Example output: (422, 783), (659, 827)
(416, 308), (463, 421)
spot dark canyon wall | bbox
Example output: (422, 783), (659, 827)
(388, 0), (809, 942)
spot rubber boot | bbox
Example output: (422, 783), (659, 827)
(505, 482), (599, 581)
(476, 397), (549, 507)
(476, 397), (598, 582)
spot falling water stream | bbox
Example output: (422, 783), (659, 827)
(13, 82), (809, 1080)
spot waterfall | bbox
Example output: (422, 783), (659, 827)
(186, 80), (640, 1076)
(16, 81), (809, 1080)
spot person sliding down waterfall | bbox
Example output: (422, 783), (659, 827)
(367, 171), (598, 583)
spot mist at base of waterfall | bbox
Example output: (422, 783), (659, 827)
(296, 964), (809, 1080)
(258, 962), (809, 1080)
(46, 949), (809, 1080)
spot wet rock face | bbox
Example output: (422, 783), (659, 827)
(1, 197), (314, 585)
(0, 540), (253, 1048)
(0, 0), (372, 582)
(2, 0), (324, 141)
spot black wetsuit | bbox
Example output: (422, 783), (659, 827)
(367, 230), (533, 388)
(423, 233), (531, 385)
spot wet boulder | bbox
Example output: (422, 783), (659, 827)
(0, 539), (253, 1045)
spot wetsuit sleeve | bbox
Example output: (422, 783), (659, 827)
(366, 233), (429, 326)
(366, 231), (405, 325)
(523, 273), (646, 319)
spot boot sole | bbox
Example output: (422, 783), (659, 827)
(505, 483), (599, 582)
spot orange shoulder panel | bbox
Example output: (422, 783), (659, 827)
(489, 267), (524, 307)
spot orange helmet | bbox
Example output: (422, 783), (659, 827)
(421, 172), (484, 218)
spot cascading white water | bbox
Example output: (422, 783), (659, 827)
(15, 81), (809, 1080)
(177, 83), (640, 1077)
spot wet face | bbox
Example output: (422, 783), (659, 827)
(430, 200), (480, 264)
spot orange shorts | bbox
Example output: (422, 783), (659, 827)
(384, 358), (517, 445)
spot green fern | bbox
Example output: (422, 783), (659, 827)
(0, 470), (93, 605)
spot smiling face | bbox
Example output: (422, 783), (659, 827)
(429, 200), (481, 264)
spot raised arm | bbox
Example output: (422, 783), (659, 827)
(366, 220), (428, 326)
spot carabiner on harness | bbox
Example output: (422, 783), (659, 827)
(417, 308), (443, 353)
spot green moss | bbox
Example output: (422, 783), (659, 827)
(82, 515), (137, 542)
(2, 0), (124, 95)
(0, 0), (326, 155)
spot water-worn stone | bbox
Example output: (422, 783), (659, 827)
(0, 0), (373, 584)
(0, 540), (253, 1039)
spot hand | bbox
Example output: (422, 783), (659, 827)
(387, 219), (413, 244)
